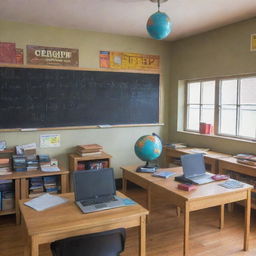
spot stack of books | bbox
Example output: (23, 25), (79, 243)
(0, 158), (12, 175)
(0, 180), (14, 210)
(27, 154), (39, 171)
(234, 154), (256, 166)
(38, 155), (51, 167)
(43, 176), (59, 194)
(76, 144), (103, 156)
(12, 155), (27, 172)
(29, 177), (44, 198)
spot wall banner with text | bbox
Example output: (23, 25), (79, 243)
(27, 45), (79, 66)
(99, 51), (160, 71)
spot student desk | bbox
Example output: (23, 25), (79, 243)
(19, 192), (148, 256)
(164, 147), (231, 173)
(121, 166), (252, 256)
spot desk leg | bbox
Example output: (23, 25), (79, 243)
(61, 174), (68, 193)
(139, 215), (146, 256)
(15, 179), (21, 225)
(122, 176), (127, 194)
(183, 202), (190, 256)
(31, 237), (39, 256)
(244, 190), (251, 251)
(23, 216), (30, 256)
(219, 204), (224, 229)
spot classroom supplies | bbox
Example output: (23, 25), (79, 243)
(152, 170), (175, 178)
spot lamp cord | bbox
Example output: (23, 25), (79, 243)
(157, 0), (160, 11)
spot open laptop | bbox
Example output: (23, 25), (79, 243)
(73, 168), (125, 213)
(180, 153), (214, 185)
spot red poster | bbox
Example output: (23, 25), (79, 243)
(0, 42), (16, 64)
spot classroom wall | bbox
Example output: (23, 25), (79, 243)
(0, 19), (171, 177)
(169, 17), (256, 155)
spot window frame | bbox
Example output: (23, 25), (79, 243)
(184, 74), (256, 141)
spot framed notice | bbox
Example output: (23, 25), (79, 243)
(251, 34), (256, 51)
(0, 42), (16, 64)
(27, 45), (79, 66)
(40, 134), (60, 148)
(99, 51), (160, 71)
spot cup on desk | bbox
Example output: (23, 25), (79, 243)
(199, 123), (213, 135)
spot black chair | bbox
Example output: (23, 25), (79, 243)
(50, 228), (126, 256)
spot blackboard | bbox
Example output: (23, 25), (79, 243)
(0, 67), (159, 129)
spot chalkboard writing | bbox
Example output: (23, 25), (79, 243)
(0, 67), (159, 129)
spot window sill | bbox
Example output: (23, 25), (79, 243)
(177, 130), (256, 144)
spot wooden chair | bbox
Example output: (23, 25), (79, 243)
(50, 228), (126, 256)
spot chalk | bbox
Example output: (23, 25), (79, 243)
(98, 125), (112, 128)
(20, 128), (38, 132)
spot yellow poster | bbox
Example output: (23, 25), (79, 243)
(251, 34), (256, 51)
(99, 51), (160, 71)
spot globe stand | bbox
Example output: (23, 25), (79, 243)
(136, 161), (158, 173)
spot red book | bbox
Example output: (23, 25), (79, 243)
(177, 183), (197, 191)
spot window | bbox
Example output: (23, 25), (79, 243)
(185, 75), (256, 141)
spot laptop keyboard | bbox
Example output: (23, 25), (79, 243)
(81, 196), (118, 207)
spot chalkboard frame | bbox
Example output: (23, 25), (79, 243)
(0, 64), (162, 132)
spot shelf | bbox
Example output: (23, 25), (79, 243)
(0, 148), (14, 154)
(0, 209), (16, 216)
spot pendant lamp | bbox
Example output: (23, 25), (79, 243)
(146, 0), (172, 40)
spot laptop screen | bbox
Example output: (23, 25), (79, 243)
(73, 168), (116, 201)
(180, 153), (206, 178)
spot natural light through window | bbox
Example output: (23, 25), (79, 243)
(185, 75), (256, 141)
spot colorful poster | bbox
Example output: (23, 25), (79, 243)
(99, 51), (160, 71)
(251, 34), (256, 51)
(0, 42), (16, 64)
(40, 134), (60, 148)
(27, 45), (79, 66)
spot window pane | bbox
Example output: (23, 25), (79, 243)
(188, 82), (200, 104)
(240, 77), (256, 104)
(220, 79), (237, 104)
(202, 81), (215, 104)
(201, 105), (214, 124)
(187, 105), (199, 131)
(239, 106), (256, 138)
(219, 105), (236, 135)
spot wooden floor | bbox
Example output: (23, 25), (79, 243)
(0, 186), (256, 256)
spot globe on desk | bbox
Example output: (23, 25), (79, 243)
(134, 134), (162, 172)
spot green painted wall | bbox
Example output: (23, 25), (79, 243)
(0, 19), (171, 176)
(169, 17), (256, 155)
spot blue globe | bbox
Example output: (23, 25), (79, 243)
(146, 11), (172, 40)
(134, 135), (162, 162)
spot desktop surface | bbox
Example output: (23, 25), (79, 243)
(19, 192), (148, 237)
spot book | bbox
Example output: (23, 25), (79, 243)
(152, 171), (175, 178)
(165, 143), (187, 149)
(236, 159), (256, 166)
(234, 154), (256, 162)
(76, 151), (103, 156)
(77, 144), (103, 153)
(177, 183), (197, 191)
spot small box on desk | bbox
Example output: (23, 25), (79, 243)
(177, 183), (197, 191)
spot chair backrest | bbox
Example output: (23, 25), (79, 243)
(51, 228), (126, 256)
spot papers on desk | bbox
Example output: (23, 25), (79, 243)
(24, 193), (68, 211)
(41, 166), (60, 172)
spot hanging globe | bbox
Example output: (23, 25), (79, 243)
(146, 11), (172, 40)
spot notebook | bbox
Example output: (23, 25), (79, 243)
(180, 153), (214, 185)
(73, 168), (125, 213)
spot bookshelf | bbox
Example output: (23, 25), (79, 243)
(69, 152), (112, 191)
(0, 168), (69, 224)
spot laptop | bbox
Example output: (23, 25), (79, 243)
(180, 153), (214, 185)
(73, 168), (125, 213)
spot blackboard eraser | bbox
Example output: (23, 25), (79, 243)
(20, 128), (38, 132)
(98, 125), (112, 128)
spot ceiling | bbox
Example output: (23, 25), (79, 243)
(0, 0), (256, 41)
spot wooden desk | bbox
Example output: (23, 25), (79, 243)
(165, 147), (231, 173)
(121, 166), (252, 256)
(19, 192), (148, 256)
(219, 157), (256, 209)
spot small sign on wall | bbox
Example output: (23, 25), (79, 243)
(27, 45), (79, 66)
(251, 34), (256, 51)
(40, 134), (60, 148)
